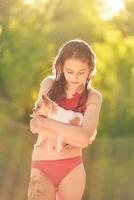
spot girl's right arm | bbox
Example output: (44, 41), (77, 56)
(30, 76), (54, 131)
(32, 76), (54, 111)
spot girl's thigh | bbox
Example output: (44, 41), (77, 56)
(28, 168), (56, 200)
(56, 163), (86, 200)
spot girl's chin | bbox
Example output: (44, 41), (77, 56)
(68, 83), (84, 90)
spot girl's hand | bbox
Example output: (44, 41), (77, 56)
(63, 143), (75, 150)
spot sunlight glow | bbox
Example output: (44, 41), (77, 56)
(107, 0), (124, 13)
(23, 0), (48, 5)
(24, 0), (35, 4)
(100, 0), (125, 20)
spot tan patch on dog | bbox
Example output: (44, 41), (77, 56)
(51, 102), (58, 115)
(42, 94), (58, 115)
(42, 94), (50, 105)
(69, 117), (81, 125)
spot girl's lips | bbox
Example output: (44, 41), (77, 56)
(72, 82), (79, 84)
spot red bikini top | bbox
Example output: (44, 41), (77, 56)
(56, 92), (87, 114)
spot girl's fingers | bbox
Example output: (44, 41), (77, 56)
(29, 113), (36, 118)
(29, 112), (38, 118)
(63, 143), (74, 149)
(29, 114), (34, 118)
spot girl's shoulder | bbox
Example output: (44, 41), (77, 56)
(88, 86), (102, 97)
(39, 75), (55, 95)
(40, 75), (55, 86)
(86, 86), (103, 108)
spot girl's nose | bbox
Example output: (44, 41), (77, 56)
(72, 75), (78, 82)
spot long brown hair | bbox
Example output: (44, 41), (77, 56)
(47, 38), (96, 111)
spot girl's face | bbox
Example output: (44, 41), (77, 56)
(63, 58), (90, 90)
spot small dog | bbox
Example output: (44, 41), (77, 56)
(31, 94), (84, 152)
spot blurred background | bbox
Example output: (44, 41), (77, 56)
(0, 0), (134, 199)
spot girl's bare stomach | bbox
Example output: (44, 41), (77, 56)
(32, 136), (82, 161)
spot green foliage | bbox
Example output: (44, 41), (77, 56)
(111, 0), (134, 36)
(83, 138), (134, 199)
(0, 0), (134, 135)
(92, 29), (134, 136)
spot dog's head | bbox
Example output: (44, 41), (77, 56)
(33, 94), (56, 116)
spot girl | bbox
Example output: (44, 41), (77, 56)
(28, 39), (102, 200)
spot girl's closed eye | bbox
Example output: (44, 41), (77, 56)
(67, 71), (85, 75)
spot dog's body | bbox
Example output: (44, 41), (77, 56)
(32, 95), (84, 152)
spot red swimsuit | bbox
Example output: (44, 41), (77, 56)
(31, 92), (86, 191)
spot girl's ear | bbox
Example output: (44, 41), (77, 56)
(87, 73), (92, 81)
(42, 94), (50, 104)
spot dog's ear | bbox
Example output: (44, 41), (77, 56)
(42, 94), (49, 104)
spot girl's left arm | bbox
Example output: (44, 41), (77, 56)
(33, 91), (103, 147)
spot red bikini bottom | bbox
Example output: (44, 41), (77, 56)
(31, 156), (83, 191)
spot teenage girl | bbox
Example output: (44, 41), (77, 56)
(28, 39), (102, 200)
